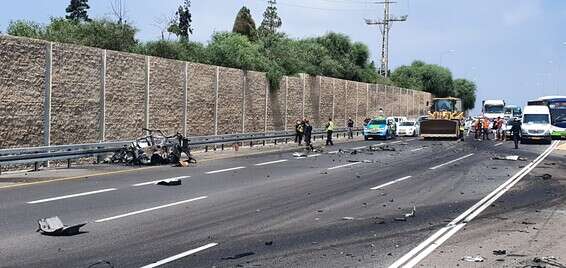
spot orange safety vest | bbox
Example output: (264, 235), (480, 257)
(482, 119), (490, 129)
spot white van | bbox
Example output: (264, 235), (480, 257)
(521, 105), (552, 144)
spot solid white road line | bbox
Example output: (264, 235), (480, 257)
(328, 162), (361, 170)
(27, 188), (117, 204)
(95, 196), (208, 223)
(328, 150), (339, 154)
(255, 159), (288, 166)
(205, 166), (245, 174)
(389, 141), (559, 268)
(494, 142), (503, 147)
(370, 176), (413, 190)
(429, 154), (474, 170)
(410, 148), (425, 152)
(139, 243), (218, 268)
(307, 153), (321, 158)
(132, 176), (191, 187)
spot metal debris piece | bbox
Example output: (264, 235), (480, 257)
(156, 178), (182, 186)
(265, 241), (273, 246)
(37, 216), (86, 236)
(221, 252), (255, 260)
(293, 152), (307, 157)
(462, 256), (485, 262)
(536, 174), (552, 180)
(342, 217), (355, 221)
(404, 206), (416, 218)
(492, 155), (527, 161)
(492, 250), (507, 255)
(394, 217), (407, 222)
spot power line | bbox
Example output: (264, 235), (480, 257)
(251, 0), (376, 12)
(364, 0), (407, 78)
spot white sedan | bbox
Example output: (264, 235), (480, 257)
(397, 121), (420, 137)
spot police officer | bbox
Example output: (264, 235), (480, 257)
(325, 118), (335, 146)
(510, 117), (522, 149)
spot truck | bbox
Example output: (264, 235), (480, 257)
(503, 105), (522, 119)
(482, 99), (505, 120)
(420, 97), (464, 139)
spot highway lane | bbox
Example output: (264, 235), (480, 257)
(0, 138), (552, 267)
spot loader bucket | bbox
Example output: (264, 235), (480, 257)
(420, 119), (459, 138)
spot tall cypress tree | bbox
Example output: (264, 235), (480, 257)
(259, 0), (282, 37)
(168, 0), (193, 41)
(65, 0), (91, 22)
(233, 6), (257, 41)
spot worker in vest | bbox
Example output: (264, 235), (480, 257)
(325, 118), (335, 146)
(482, 117), (490, 140)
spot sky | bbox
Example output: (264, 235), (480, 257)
(1, 0), (565, 114)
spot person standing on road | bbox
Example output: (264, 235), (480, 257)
(304, 119), (314, 151)
(510, 117), (522, 149)
(482, 117), (490, 140)
(474, 118), (482, 140)
(325, 118), (335, 146)
(295, 120), (304, 145)
(347, 117), (354, 139)
(459, 120), (465, 141)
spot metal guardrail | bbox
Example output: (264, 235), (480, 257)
(0, 127), (362, 173)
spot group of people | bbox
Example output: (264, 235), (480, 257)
(294, 117), (339, 149)
(471, 116), (522, 149)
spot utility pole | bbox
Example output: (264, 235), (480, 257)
(365, 1), (407, 78)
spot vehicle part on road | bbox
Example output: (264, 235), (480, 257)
(156, 178), (182, 186)
(420, 97), (464, 139)
(221, 251), (255, 260)
(108, 128), (196, 167)
(404, 206), (416, 218)
(87, 260), (115, 268)
(536, 173), (552, 180)
(492, 250), (506, 255)
(342, 217), (356, 220)
(492, 155), (526, 161)
(37, 216), (86, 236)
(462, 256), (485, 262)
(368, 144), (396, 151)
(293, 152), (307, 157)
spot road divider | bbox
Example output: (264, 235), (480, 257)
(328, 162), (361, 170)
(429, 154), (474, 170)
(27, 188), (117, 204)
(389, 141), (559, 268)
(140, 242), (218, 268)
(205, 166), (246, 174)
(132, 176), (191, 187)
(95, 196), (208, 223)
(370, 176), (413, 190)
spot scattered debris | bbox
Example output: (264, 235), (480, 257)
(404, 206), (416, 218)
(293, 152), (307, 157)
(369, 145), (396, 151)
(37, 216), (86, 236)
(264, 241), (273, 246)
(87, 260), (115, 268)
(536, 174), (552, 180)
(492, 155), (527, 161)
(492, 250), (507, 255)
(348, 160), (361, 163)
(156, 178), (182, 186)
(351, 150), (358, 155)
(394, 217), (407, 222)
(221, 252), (255, 260)
(108, 129), (196, 166)
(342, 217), (355, 221)
(462, 256), (485, 262)
(363, 160), (374, 163)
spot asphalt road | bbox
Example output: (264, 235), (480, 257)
(0, 136), (557, 268)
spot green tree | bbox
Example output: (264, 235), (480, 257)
(207, 32), (268, 71)
(391, 61), (455, 97)
(8, 18), (137, 52)
(453, 78), (477, 111)
(65, 0), (91, 22)
(168, 0), (193, 41)
(232, 6), (257, 41)
(258, 0), (282, 37)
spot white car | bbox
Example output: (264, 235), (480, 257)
(397, 121), (420, 137)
